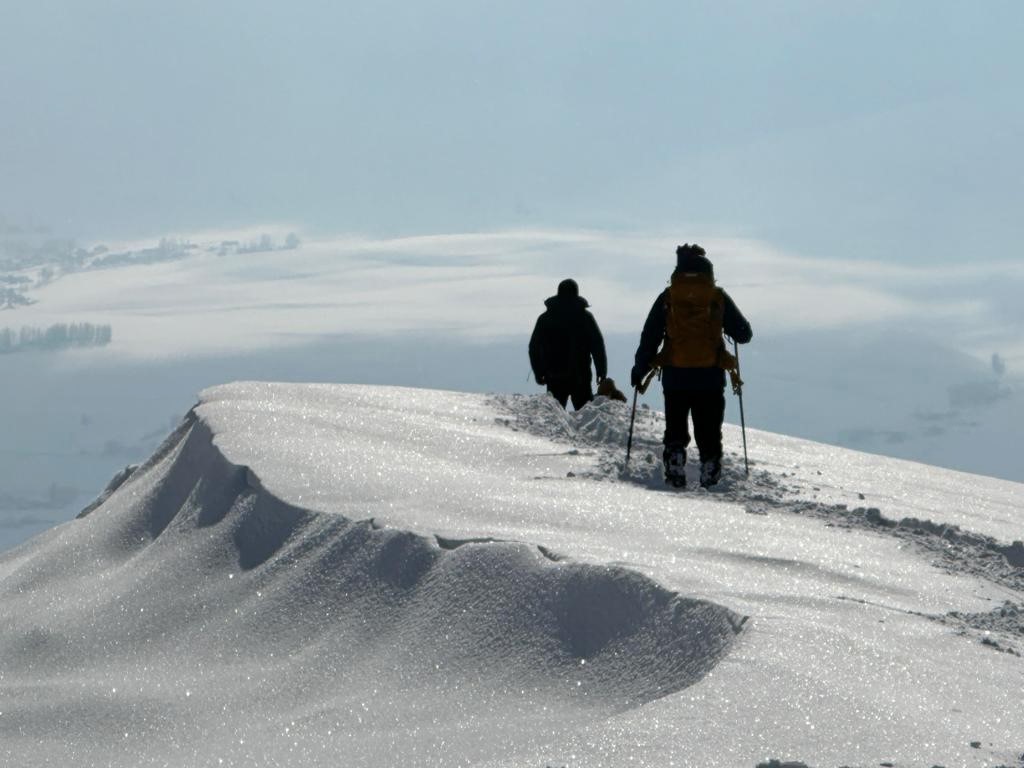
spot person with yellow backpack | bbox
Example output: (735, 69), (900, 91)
(630, 244), (753, 488)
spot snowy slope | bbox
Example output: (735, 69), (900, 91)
(1, 382), (1022, 768)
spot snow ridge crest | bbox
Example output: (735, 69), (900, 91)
(8, 401), (745, 709)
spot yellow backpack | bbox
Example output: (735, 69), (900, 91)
(660, 271), (735, 369)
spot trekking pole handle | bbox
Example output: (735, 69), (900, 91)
(638, 366), (659, 395)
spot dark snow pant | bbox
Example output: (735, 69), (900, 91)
(547, 380), (593, 411)
(663, 389), (726, 463)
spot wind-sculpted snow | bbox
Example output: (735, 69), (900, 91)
(0, 387), (743, 767)
(3, 383), (1023, 768)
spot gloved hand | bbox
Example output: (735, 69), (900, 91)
(630, 366), (643, 388)
(535, 374), (545, 386)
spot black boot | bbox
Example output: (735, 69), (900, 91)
(663, 442), (687, 488)
(699, 459), (722, 488)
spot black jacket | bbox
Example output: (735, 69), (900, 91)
(633, 278), (752, 391)
(529, 295), (607, 384)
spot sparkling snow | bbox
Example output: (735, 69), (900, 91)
(1, 382), (1021, 767)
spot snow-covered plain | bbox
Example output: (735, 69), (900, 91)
(1, 382), (1022, 767)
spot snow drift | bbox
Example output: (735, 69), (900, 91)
(0, 383), (743, 766)
(2, 382), (1022, 767)
(70, 408), (744, 701)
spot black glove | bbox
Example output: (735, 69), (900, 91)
(535, 374), (545, 386)
(630, 366), (643, 388)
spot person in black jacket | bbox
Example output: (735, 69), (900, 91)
(631, 245), (752, 487)
(529, 278), (608, 410)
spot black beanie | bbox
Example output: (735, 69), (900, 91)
(676, 243), (706, 260)
(557, 278), (579, 297)
(675, 243), (713, 276)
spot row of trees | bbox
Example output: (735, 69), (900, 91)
(1, 238), (191, 287)
(0, 323), (112, 353)
(88, 238), (192, 270)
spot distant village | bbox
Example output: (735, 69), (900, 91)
(0, 229), (301, 350)
(0, 229), (301, 310)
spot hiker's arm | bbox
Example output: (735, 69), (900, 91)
(588, 313), (608, 381)
(722, 291), (752, 344)
(528, 316), (546, 380)
(633, 294), (666, 378)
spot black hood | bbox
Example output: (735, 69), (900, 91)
(544, 294), (590, 311)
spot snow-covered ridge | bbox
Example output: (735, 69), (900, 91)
(0, 383), (748, 765)
(3, 382), (1023, 767)
(67, 404), (744, 704)
(493, 392), (1024, 598)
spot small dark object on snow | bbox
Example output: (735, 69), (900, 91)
(1002, 540), (1024, 568)
(862, 507), (896, 527)
(596, 377), (627, 402)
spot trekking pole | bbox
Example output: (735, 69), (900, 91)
(625, 387), (640, 470)
(625, 367), (659, 471)
(731, 338), (749, 477)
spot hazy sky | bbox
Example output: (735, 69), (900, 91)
(3, 1), (1022, 262)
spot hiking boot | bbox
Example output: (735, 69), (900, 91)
(663, 443), (687, 488)
(699, 459), (722, 488)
